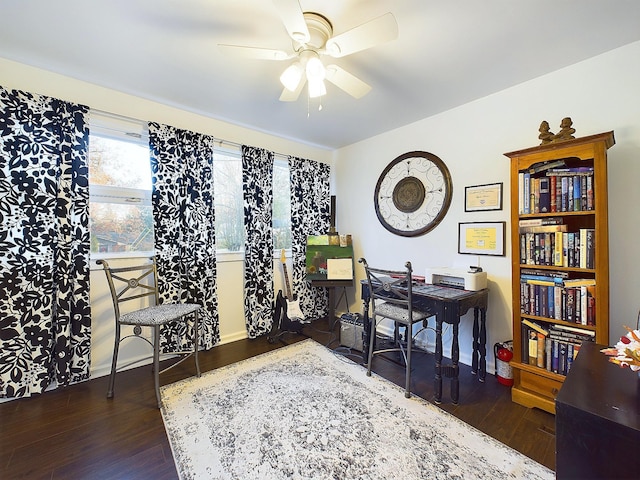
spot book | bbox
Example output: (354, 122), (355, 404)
(536, 332), (546, 368)
(558, 341), (568, 375)
(565, 287), (576, 323)
(553, 323), (596, 337)
(525, 159), (566, 174)
(518, 217), (564, 227)
(545, 336), (552, 371)
(518, 172), (525, 215)
(538, 177), (551, 213)
(546, 166), (595, 176)
(519, 224), (568, 234)
(523, 172), (531, 214)
(585, 228), (595, 269)
(573, 176), (581, 211)
(563, 278), (596, 287)
(554, 231), (564, 266)
(528, 330), (538, 365)
(579, 229), (587, 268)
(521, 323), (529, 363)
(521, 268), (569, 278)
(522, 318), (549, 336)
(586, 284), (596, 326)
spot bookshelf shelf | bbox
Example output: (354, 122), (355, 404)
(520, 314), (597, 332)
(519, 210), (594, 219)
(504, 131), (614, 414)
(517, 362), (566, 381)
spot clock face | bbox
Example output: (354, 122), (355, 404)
(374, 151), (453, 237)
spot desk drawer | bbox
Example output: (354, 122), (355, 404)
(520, 371), (563, 400)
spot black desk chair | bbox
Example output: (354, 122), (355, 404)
(359, 258), (431, 398)
(97, 258), (201, 408)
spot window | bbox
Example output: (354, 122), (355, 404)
(89, 114), (153, 256)
(272, 160), (292, 251)
(88, 112), (292, 258)
(213, 148), (292, 253)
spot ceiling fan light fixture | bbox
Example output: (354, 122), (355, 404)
(280, 62), (303, 91)
(308, 78), (326, 98)
(305, 56), (325, 81)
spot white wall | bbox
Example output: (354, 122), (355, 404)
(334, 40), (640, 371)
(0, 57), (331, 378)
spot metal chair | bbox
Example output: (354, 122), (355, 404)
(97, 258), (201, 408)
(359, 257), (431, 398)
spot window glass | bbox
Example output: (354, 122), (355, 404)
(273, 160), (292, 251)
(213, 149), (292, 253)
(213, 150), (244, 252)
(89, 134), (154, 255)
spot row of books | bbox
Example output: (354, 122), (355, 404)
(518, 166), (594, 215)
(521, 320), (595, 376)
(519, 227), (595, 268)
(520, 275), (596, 325)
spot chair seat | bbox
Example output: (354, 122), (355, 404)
(375, 301), (430, 323)
(120, 303), (201, 326)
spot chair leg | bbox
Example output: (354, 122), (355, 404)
(366, 316), (376, 377)
(194, 311), (201, 377)
(153, 325), (162, 408)
(405, 325), (412, 398)
(107, 322), (121, 399)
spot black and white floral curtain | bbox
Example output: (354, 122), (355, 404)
(0, 86), (91, 398)
(242, 145), (274, 338)
(289, 156), (331, 319)
(148, 122), (220, 351)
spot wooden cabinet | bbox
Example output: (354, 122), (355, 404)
(504, 131), (614, 414)
(555, 342), (640, 479)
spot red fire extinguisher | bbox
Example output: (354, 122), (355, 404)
(494, 341), (514, 386)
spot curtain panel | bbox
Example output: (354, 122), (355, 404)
(289, 156), (331, 320)
(242, 145), (275, 338)
(0, 86), (91, 398)
(148, 122), (220, 351)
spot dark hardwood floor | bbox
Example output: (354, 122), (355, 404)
(0, 318), (556, 479)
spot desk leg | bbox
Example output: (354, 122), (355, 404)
(472, 308), (480, 376)
(327, 286), (336, 330)
(451, 321), (460, 405)
(434, 317), (443, 404)
(479, 308), (487, 382)
(362, 297), (371, 364)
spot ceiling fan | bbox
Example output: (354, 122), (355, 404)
(219, 0), (398, 102)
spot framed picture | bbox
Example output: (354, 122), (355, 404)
(458, 221), (506, 256)
(464, 182), (503, 212)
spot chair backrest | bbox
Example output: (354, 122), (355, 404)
(97, 258), (160, 322)
(359, 257), (415, 312)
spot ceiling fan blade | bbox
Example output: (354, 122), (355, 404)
(218, 44), (292, 61)
(325, 65), (372, 99)
(272, 0), (310, 43)
(325, 12), (398, 58)
(279, 77), (306, 101)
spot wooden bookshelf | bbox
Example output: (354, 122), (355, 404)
(504, 131), (614, 414)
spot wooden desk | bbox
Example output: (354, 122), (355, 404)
(361, 280), (489, 404)
(555, 341), (640, 480)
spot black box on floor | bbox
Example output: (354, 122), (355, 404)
(339, 313), (364, 351)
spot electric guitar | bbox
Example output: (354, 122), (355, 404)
(279, 249), (305, 322)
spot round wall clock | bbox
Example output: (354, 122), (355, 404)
(374, 151), (453, 237)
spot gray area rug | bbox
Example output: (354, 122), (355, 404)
(161, 339), (553, 479)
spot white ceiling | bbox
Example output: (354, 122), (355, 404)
(1, 1), (640, 150)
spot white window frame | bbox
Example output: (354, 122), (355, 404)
(89, 111), (154, 262)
